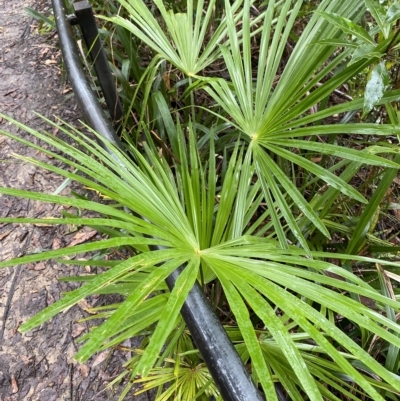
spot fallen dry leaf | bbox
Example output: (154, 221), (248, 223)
(52, 237), (62, 250)
(33, 262), (46, 271)
(39, 48), (49, 57)
(92, 351), (109, 367)
(20, 355), (32, 364)
(78, 364), (91, 378)
(384, 270), (400, 283)
(11, 374), (18, 393)
(98, 368), (111, 381)
(44, 59), (57, 65)
(71, 324), (86, 338)
(78, 299), (97, 314)
(68, 229), (97, 247)
(0, 229), (12, 241)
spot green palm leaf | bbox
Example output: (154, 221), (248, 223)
(102, 0), (245, 76)
(202, 0), (399, 248)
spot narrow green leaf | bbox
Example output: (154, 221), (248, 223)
(365, 0), (387, 37)
(268, 123), (400, 141)
(136, 257), (199, 376)
(221, 264), (323, 400)
(346, 114), (400, 256)
(270, 138), (399, 169)
(316, 11), (375, 45)
(309, 38), (358, 48)
(75, 255), (190, 363)
(254, 144), (330, 241)
(350, 43), (384, 65)
(19, 249), (182, 332)
(376, 264), (400, 373)
(217, 270), (278, 401)
(266, 143), (367, 203)
(0, 237), (167, 269)
(24, 7), (55, 27)
(386, 3), (400, 25)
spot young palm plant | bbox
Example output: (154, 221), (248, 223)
(1, 112), (400, 400)
(110, 0), (400, 249)
(202, 0), (400, 250)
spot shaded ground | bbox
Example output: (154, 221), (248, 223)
(0, 1), (149, 400)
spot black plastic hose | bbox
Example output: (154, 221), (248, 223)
(72, 1), (124, 134)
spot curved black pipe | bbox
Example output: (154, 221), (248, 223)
(73, 1), (124, 134)
(52, 0), (122, 148)
(51, 1), (269, 400)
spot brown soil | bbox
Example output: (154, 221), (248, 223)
(0, 1), (150, 400)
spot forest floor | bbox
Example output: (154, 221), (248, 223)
(0, 1), (149, 400)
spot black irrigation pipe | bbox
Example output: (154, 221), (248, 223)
(51, 1), (287, 400)
(71, 1), (124, 134)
